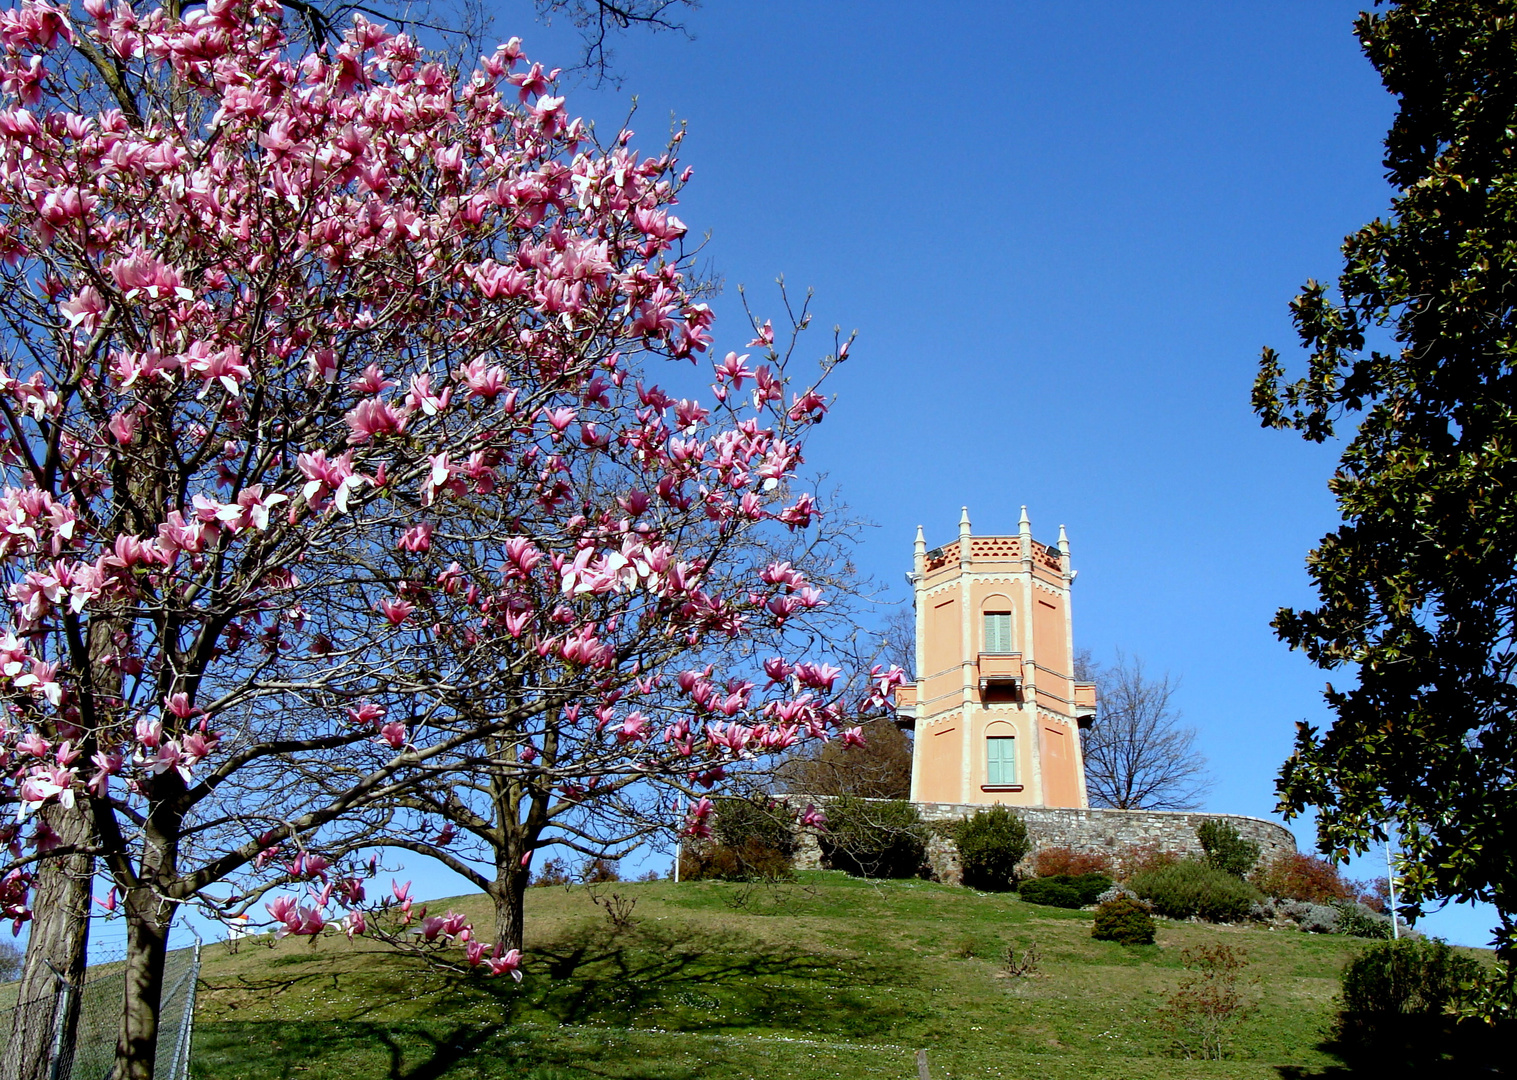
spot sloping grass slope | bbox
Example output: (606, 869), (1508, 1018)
(189, 871), (1392, 1080)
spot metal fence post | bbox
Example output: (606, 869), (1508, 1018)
(169, 941), (201, 1080)
(45, 975), (72, 1080)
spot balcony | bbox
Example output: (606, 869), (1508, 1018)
(977, 652), (1023, 694)
(890, 683), (918, 730)
(1074, 681), (1098, 727)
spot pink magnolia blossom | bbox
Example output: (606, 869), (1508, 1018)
(397, 523), (433, 552)
(346, 701), (386, 727)
(488, 946), (523, 981)
(344, 398), (407, 444)
(377, 597), (414, 626)
(379, 722), (408, 749)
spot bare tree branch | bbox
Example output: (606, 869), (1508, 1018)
(534, 0), (698, 85)
(1078, 650), (1213, 811)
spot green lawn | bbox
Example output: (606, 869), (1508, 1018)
(187, 872), (1424, 1080)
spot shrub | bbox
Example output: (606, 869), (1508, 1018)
(1281, 900), (1340, 934)
(1033, 845), (1112, 878)
(581, 857), (621, 883)
(1017, 877), (1081, 907)
(680, 796), (798, 882)
(1159, 944), (1256, 1060)
(1114, 841), (1181, 881)
(1335, 939), (1482, 1056)
(949, 933), (994, 959)
(1019, 872), (1112, 909)
(1003, 941), (1040, 977)
(818, 796), (927, 879)
(1130, 858), (1264, 922)
(712, 796), (799, 858)
(1333, 901), (1396, 940)
(1250, 852), (1355, 903)
(530, 857), (573, 887)
(680, 837), (796, 882)
(1196, 819), (1261, 878)
(1096, 884), (1144, 905)
(953, 806), (1030, 891)
(1092, 895), (1157, 945)
(0, 939), (19, 982)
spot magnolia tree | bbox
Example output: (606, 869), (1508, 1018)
(0, 3), (894, 1077)
(323, 450), (882, 952)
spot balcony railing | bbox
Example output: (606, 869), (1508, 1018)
(1074, 681), (1098, 726)
(977, 652), (1023, 693)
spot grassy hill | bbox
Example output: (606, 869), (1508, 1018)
(179, 870), (1434, 1080)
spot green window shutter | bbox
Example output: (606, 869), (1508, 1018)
(984, 612), (1011, 654)
(987, 736), (1015, 786)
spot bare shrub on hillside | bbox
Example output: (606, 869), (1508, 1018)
(1159, 944), (1258, 1060)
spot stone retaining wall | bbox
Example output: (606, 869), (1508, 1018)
(782, 798), (1296, 884)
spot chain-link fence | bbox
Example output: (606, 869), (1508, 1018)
(2, 942), (201, 1080)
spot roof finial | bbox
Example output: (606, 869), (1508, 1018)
(1019, 505), (1031, 532)
(959, 506), (971, 533)
(914, 524), (926, 550)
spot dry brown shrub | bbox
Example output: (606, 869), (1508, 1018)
(1249, 852), (1355, 903)
(1114, 841), (1181, 881)
(1158, 943), (1258, 1060)
(1033, 846), (1113, 877)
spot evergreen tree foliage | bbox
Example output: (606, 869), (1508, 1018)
(953, 806), (1030, 892)
(1197, 820), (1261, 879)
(1253, 0), (1517, 996)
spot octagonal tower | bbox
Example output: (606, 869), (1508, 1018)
(893, 507), (1097, 807)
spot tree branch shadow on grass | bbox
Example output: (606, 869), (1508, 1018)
(193, 919), (914, 1079)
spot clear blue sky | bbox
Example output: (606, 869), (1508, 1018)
(507, 0), (1495, 947)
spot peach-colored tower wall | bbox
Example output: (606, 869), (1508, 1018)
(895, 507), (1098, 808)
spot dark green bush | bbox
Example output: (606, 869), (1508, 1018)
(1335, 939), (1485, 1062)
(817, 796), (927, 879)
(1130, 858), (1264, 922)
(1196, 819), (1260, 878)
(1332, 901), (1394, 939)
(680, 797), (797, 882)
(952, 806), (1030, 891)
(1018, 872), (1112, 909)
(712, 796), (799, 858)
(1092, 896), (1157, 945)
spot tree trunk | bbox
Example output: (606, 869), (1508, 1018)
(112, 888), (172, 1080)
(490, 863), (531, 952)
(3, 802), (93, 1080)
